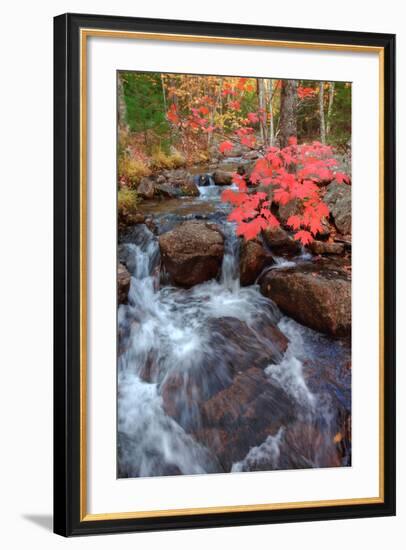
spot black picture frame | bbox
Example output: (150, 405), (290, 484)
(54, 12), (396, 537)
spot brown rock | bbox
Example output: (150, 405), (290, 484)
(309, 241), (345, 255)
(213, 170), (233, 185)
(178, 177), (200, 197)
(137, 177), (155, 199)
(262, 227), (301, 256)
(324, 181), (352, 234)
(317, 218), (332, 240)
(278, 198), (303, 224)
(159, 221), (224, 287)
(154, 183), (181, 198)
(239, 239), (274, 286)
(260, 263), (351, 337)
(117, 263), (131, 304)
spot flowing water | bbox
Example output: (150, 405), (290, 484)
(117, 176), (351, 478)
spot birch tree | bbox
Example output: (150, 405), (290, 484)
(326, 81), (335, 137)
(319, 81), (326, 144)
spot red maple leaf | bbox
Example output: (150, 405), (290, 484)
(229, 100), (241, 110)
(167, 104), (179, 124)
(236, 217), (266, 240)
(219, 141), (234, 154)
(273, 188), (291, 205)
(247, 112), (259, 124)
(221, 189), (247, 205)
(294, 230), (313, 246)
(241, 135), (256, 148)
(287, 215), (302, 230)
(335, 171), (349, 184)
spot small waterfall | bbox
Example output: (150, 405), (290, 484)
(220, 222), (240, 291)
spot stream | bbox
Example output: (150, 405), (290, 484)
(117, 173), (351, 478)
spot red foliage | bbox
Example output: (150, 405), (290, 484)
(167, 104), (179, 124)
(297, 86), (317, 100)
(221, 137), (349, 245)
(219, 141), (234, 154)
(247, 112), (260, 124)
(229, 100), (241, 110)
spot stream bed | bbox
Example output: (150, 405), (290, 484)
(117, 177), (351, 478)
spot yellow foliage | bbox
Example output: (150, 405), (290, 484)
(149, 149), (186, 170)
(118, 188), (139, 229)
(118, 155), (151, 185)
(118, 187), (138, 212)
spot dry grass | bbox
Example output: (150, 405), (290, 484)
(149, 149), (186, 170)
(118, 155), (151, 186)
(118, 188), (140, 229)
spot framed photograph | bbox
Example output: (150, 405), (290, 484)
(54, 13), (396, 536)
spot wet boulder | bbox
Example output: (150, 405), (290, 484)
(159, 221), (224, 287)
(308, 240), (345, 255)
(178, 177), (200, 197)
(260, 262), (351, 337)
(324, 181), (352, 234)
(213, 170), (233, 185)
(117, 263), (131, 304)
(278, 198), (303, 224)
(196, 174), (211, 187)
(208, 316), (289, 370)
(154, 183), (182, 199)
(262, 226), (301, 256)
(239, 239), (274, 286)
(160, 315), (289, 432)
(137, 177), (155, 199)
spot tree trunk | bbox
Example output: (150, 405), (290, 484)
(326, 81), (335, 137)
(269, 79), (275, 146)
(258, 78), (267, 145)
(117, 73), (128, 129)
(279, 79), (298, 147)
(319, 81), (326, 144)
(161, 74), (167, 113)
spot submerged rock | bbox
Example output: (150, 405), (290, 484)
(159, 315), (289, 432)
(239, 239), (274, 286)
(196, 367), (295, 470)
(260, 262), (351, 337)
(159, 221), (224, 287)
(117, 263), (131, 304)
